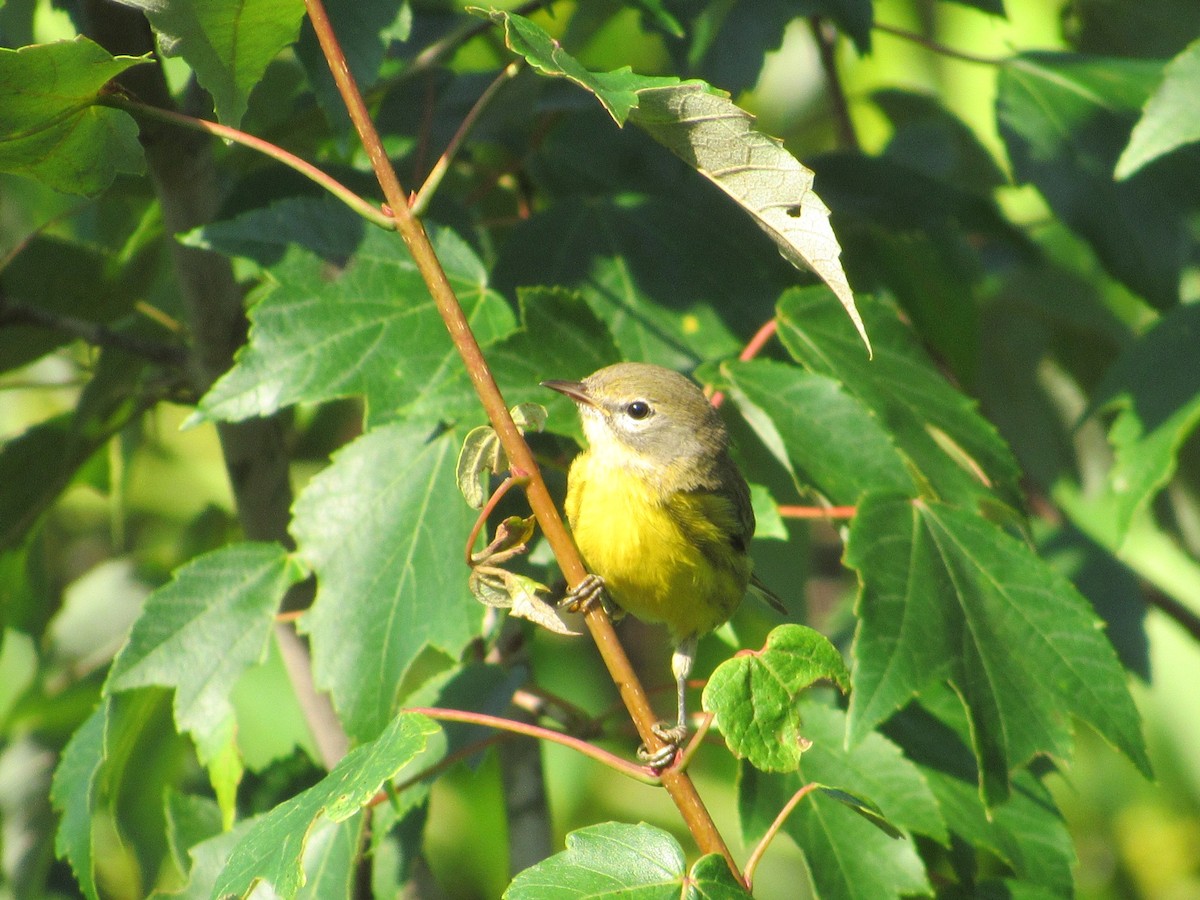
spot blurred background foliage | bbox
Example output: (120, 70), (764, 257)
(2, 0), (1199, 897)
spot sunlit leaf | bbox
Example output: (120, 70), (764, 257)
(1091, 275), (1200, 541)
(294, 424), (482, 742)
(212, 712), (438, 898)
(703, 624), (850, 772)
(1116, 36), (1200, 178)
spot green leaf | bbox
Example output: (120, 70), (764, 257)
(884, 692), (1075, 893)
(1092, 301), (1200, 542)
(998, 52), (1197, 308)
(1116, 37), (1200, 177)
(776, 287), (1025, 513)
(113, 0), (306, 128)
(703, 624), (850, 772)
(477, 288), (621, 438)
(163, 790), (223, 880)
(51, 705), (105, 900)
(720, 358), (916, 505)
(293, 424), (482, 742)
(483, 10), (680, 125)
(504, 822), (702, 899)
(192, 199), (515, 429)
(739, 705), (933, 900)
(295, 0), (412, 133)
(105, 543), (304, 766)
(211, 711), (438, 898)
(845, 494), (1150, 804)
(0, 38), (147, 195)
(488, 11), (869, 353)
(874, 89), (1007, 195)
(492, 195), (780, 370)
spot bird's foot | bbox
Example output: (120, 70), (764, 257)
(637, 721), (687, 770)
(561, 573), (612, 616)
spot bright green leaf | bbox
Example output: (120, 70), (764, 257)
(776, 287), (1025, 513)
(0, 38), (147, 195)
(845, 494), (1150, 804)
(51, 705), (105, 900)
(721, 358), (916, 505)
(1116, 37), (1200, 177)
(211, 712), (438, 898)
(885, 691), (1075, 892)
(740, 705), (932, 900)
(484, 10), (681, 125)
(504, 822), (687, 899)
(294, 424), (482, 742)
(191, 199), (515, 429)
(1092, 303), (1200, 542)
(105, 543), (304, 764)
(703, 624), (850, 772)
(113, 0), (306, 127)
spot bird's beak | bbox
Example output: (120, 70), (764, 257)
(541, 379), (594, 408)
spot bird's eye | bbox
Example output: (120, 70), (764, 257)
(626, 400), (652, 420)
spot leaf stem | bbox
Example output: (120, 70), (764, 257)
(411, 61), (521, 216)
(778, 505), (857, 520)
(407, 707), (661, 784)
(743, 781), (822, 890)
(709, 319), (778, 409)
(302, 0), (742, 877)
(873, 22), (1009, 66)
(100, 94), (395, 230)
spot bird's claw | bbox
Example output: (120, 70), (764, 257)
(637, 721), (687, 770)
(561, 573), (607, 615)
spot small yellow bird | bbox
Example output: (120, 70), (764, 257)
(543, 362), (780, 754)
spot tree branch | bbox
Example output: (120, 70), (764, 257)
(0, 299), (187, 367)
(302, 0), (741, 878)
(873, 21), (1008, 66)
(809, 17), (860, 153)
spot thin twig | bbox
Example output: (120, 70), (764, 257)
(873, 21), (1008, 66)
(0, 300), (187, 366)
(778, 505), (857, 520)
(709, 319), (778, 409)
(1144, 588), (1200, 645)
(303, 0), (742, 878)
(464, 474), (522, 566)
(407, 707), (661, 784)
(743, 782), (822, 889)
(411, 61), (521, 216)
(101, 93), (395, 230)
(809, 17), (859, 153)
(406, 0), (549, 77)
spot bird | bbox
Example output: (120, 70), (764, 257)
(542, 362), (781, 762)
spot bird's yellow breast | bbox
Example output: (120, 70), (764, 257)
(565, 448), (750, 640)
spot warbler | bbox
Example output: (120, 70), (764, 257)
(543, 362), (781, 754)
